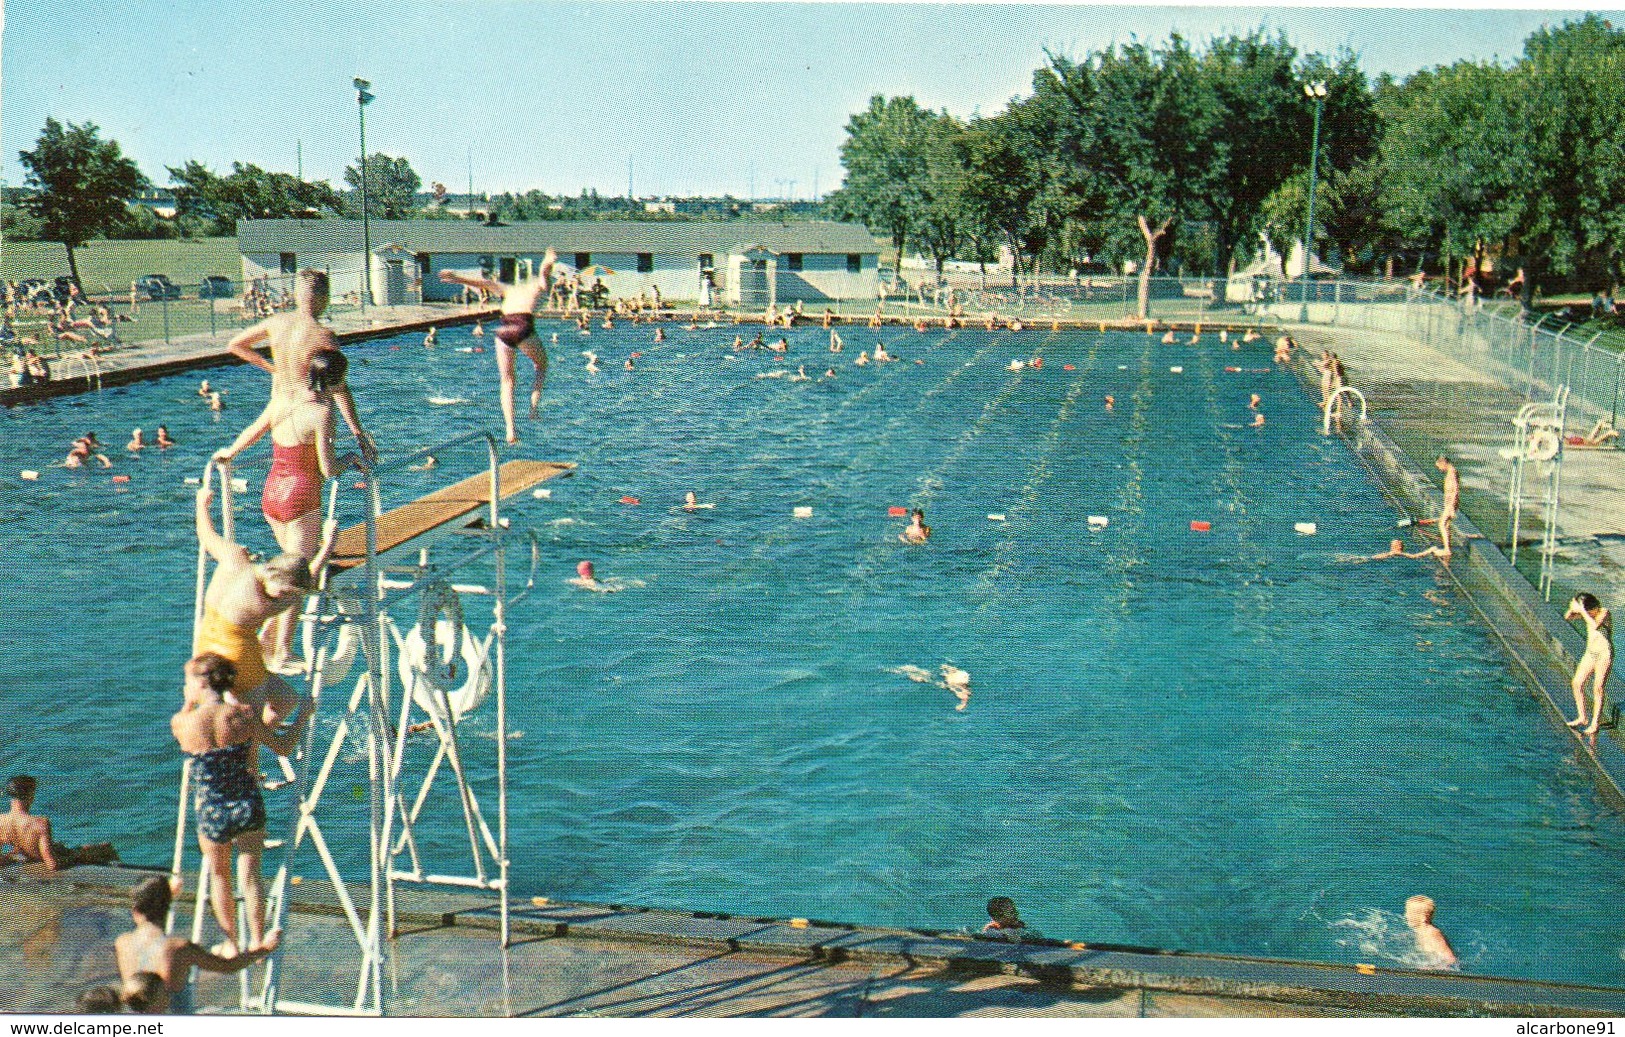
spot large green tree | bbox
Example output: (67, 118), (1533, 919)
(170, 160), (339, 235)
(343, 153), (422, 220)
(826, 95), (937, 274)
(17, 119), (147, 284)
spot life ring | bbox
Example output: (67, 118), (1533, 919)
(397, 584), (490, 722)
(1527, 427), (1561, 462)
(301, 613), (360, 687)
(397, 622), (490, 722)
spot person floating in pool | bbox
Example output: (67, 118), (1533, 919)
(1566, 419), (1619, 448)
(171, 652), (309, 960)
(942, 665), (971, 710)
(213, 348), (364, 669)
(0, 774), (119, 870)
(981, 897), (1040, 942)
(1404, 895), (1457, 969)
(1250, 410), (1266, 428)
(683, 491), (714, 512)
(65, 432), (112, 469)
(226, 270), (376, 464)
(1434, 455), (1460, 558)
(1564, 592), (1612, 735)
(193, 484), (328, 725)
(115, 875), (277, 1015)
(568, 559), (618, 593)
(438, 249), (555, 445)
(1367, 538), (1449, 562)
(900, 509), (931, 544)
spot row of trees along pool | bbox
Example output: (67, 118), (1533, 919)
(823, 15), (1625, 309)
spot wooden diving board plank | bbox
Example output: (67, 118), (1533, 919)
(328, 460), (574, 569)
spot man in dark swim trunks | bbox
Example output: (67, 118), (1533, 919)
(440, 248), (555, 444)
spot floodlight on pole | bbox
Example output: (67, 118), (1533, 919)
(1298, 80), (1328, 323)
(355, 78), (375, 311)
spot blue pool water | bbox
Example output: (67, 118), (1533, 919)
(3, 323), (1623, 986)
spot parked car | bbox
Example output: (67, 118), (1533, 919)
(135, 274), (182, 300)
(199, 275), (235, 299)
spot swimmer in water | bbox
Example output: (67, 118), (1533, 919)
(1250, 411), (1266, 428)
(823, 368), (837, 379)
(567, 559), (617, 593)
(471, 321), (484, 337)
(209, 391), (225, 412)
(583, 351), (599, 373)
(127, 428), (146, 452)
(424, 326), (437, 348)
(1249, 393), (1261, 410)
(942, 665), (971, 710)
(829, 330), (843, 353)
(623, 357), (635, 371)
(1243, 328), (1261, 343)
(197, 379), (212, 398)
(408, 454), (437, 471)
(439, 249), (555, 444)
(65, 432), (112, 469)
(156, 426), (176, 448)
(1161, 329), (1176, 344)
(900, 508), (931, 544)
(1404, 895), (1458, 970)
(854, 351), (870, 367)
(790, 366), (810, 382)
(654, 327), (665, 343)
(731, 335), (744, 351)
(1366, 539), (1449, 561)
(1104, 395), (1114, 410)
(873, 342), (893, 362)
(1564, 592), (1613, 734)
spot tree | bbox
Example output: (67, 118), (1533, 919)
(17, 119), (147, 284)
(912, 114), (970, 279)
(826, 95), (937, 274)
(170, 161), (339, 235)
(343, 153), (422, 219)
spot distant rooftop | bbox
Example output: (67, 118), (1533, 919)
(238, 219), (878, 256)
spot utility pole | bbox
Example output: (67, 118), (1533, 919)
(1298, 80), (1327, 323)
(297, 140), (302, 181)
(628, 156), (634, 201)
(354, 77), (375, 311)
(468, 147), (474, 218)
(749, 163), (755, 203)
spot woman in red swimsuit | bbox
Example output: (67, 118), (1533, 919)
(213, 348), (363, 666)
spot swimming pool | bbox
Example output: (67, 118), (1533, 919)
(3, 322), (1623, 985)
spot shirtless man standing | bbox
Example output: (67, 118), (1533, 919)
(439, 248), (555, 444)
(1404, 895), (1458, 969)
(1435, 455), (1460, 557)
(226, 270), (376, 465)
(0, 775), (118, 869)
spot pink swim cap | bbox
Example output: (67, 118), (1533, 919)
(576, 560), (594, 579)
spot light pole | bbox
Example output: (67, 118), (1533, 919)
(354, 77), (375, 311)
(1298, 80), (1327, 323)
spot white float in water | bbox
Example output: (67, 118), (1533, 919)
(19, 470), (39, 481)
(793, 506), (813, 518)
(532, 488), (552, 499)
(1294, 521), (1318, 536)
(987, 513), (1007, 522)
(1088, 515), (1109, 528)
(1169, 366), (1184, 373)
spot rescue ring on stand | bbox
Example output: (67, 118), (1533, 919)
(397, 584), (491, 722)
(302, 617), (360, 687)
(1526, 427), (1561, 463)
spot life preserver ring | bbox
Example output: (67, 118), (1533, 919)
(397, 584), (490, 722)
(301, 614), (360, 687)
(1527, 427), (1561, 462)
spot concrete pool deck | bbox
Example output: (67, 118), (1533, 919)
(4, 864), (1624, 1017)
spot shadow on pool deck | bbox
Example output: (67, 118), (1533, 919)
(4, 865), (1624, 1018)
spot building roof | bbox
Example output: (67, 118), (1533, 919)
(238, 219), (879, 256)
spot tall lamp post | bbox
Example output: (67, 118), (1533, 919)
(354, 77), (375, 312)
(1298, 80), (1328, 322)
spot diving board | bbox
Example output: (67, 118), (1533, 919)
(328, 460), (574, 569)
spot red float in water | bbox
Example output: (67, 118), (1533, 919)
(620, 496), (640, 505)
(1063, 364), (1075, 371)
(888, 506), (908, 517)
(1190, 520), (1211, 532)
(111, 474), (131, 483)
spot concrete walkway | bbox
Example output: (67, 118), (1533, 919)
(4, 866), (1623, 1018)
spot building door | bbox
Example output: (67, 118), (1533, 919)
(499, 257), (517, 284)
(737, 258), (771, 310)
(383, 260), (408, 306)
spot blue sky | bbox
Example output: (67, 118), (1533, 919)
(2, 3), (1616, 199)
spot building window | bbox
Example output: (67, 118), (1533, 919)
(415, 253), (431, 278)
(786, 253), (804, 272)
(479, 255), (494, 276)
(637, 253), (654, 274)
(280, 253), (296, 275)
(574, 252), (591, 270)
(847, 254), (862, 273)
(697, 253), (713, 272)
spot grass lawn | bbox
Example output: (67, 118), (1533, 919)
(1, 237), (240, 293)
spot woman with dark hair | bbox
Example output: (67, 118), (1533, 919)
(439, 248), (556, 444)
(1565, 592), (1614, 735)
(213, 348), (361, 669)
